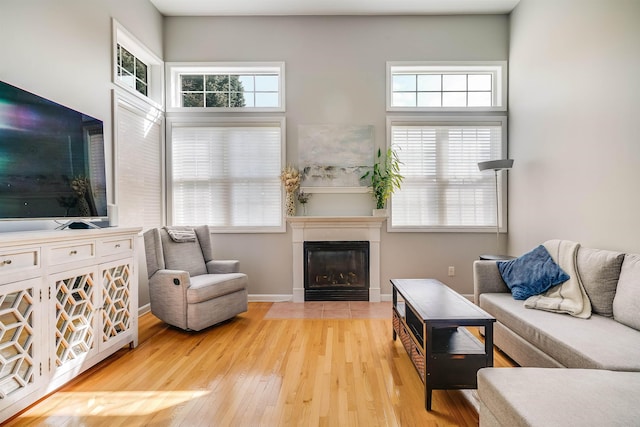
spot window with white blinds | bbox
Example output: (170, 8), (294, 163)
(389, 117), (506, 231)
(169, 119), (284, 232)
(115, 96), (164, 229)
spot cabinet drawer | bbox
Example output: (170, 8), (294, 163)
(100, 237), (134, 257)
(48, 242), (95, 264)
(0, 248), (40, 276)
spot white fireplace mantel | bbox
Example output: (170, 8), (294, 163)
(287, 216), (386, 302)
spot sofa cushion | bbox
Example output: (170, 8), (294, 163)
(497, 245), (569, 300)
(577, 247), (624, 317)
(187, 273), (248, 304)
(478, 368), (640, 427)
(479, 293), (640, 371)
(613, 253), (640, 331)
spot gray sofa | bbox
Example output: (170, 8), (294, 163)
(144, 225), (248, 331)
(473, 245), (640, 426)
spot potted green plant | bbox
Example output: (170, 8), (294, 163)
(361, 147), (404, 215)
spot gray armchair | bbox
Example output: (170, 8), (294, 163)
(143, 225), (248, 331)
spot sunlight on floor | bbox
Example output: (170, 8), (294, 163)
(20, 390), (210, 417)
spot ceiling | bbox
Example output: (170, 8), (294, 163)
(149, 0), (521, 17)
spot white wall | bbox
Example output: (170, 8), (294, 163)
(0, 0), (163, 305)
(508, 0), (640, 255)
(164, 15), (510, 297)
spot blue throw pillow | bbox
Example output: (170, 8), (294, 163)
(497, 245), (570, 300)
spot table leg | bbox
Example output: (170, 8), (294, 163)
(485, 323), (494, 367)
(426, 387), (432, 411)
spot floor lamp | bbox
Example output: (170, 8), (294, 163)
(478, 159), (514, 258)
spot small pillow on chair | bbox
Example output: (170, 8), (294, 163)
(165, 226), (197, 242)
(497, 245), (570, 300)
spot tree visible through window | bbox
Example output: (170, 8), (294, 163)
(181, 75), (246, 108)
(116, 44), (148, 96)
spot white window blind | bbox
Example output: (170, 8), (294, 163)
(390, 119), (505, 230)
(170, 122), (283, 231)
(116, 98), (163, 229)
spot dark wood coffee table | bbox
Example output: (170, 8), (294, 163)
(391, 278), (495, 411)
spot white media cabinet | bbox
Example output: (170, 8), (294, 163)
(0, 227), (141, 422)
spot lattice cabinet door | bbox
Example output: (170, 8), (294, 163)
(99, 260), (134, 352)
(0, 278), (43, 408)
(49, 267), (98, 380)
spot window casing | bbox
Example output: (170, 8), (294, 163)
(112, 20), (163, 108)
(387, 62), (507, 112)
(388, 116), (507, 232)
(166, 63), (285, 112)
(167, 118), (285, 232)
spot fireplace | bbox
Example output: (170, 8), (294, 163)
(304, 241), (370, 301)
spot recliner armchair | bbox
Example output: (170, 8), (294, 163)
(143, 225), (248, 331)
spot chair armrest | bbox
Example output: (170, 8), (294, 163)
(148, 269), (191, 330)
(473, 260), (510, 304)
(206, 260), (240, 274)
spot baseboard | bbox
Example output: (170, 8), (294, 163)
(138, 303), (151, 316)
(248, 294), (293, 302)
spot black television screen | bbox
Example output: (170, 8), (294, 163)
(0, 80), (107, 221)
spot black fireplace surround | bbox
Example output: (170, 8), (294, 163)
(304, 241), (370, 301)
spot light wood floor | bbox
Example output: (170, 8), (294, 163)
(7, 302), (515, 426)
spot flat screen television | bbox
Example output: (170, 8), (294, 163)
(0, 80), (107, 224)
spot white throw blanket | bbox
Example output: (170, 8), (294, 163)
(524, 239), (592, 318)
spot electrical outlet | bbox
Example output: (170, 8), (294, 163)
(448, 266), (455, 277)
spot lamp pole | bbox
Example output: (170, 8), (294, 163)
(478, 159), (514, 257)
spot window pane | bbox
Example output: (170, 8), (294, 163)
(205, 92), (229, 107)
(442, 92), (467, 107)
(417, 75), (441, 91)
(255, 92), (279, 107)
(243, 94), (255, 107)
(135, 58), (147, 82)
(468, 74), (492, 91)
(136, 80), (148, 96)
(182, 75), (204, 91)
(393, 75), (416, 92)
(468, 92), (492, 107)
(121, 48), (135, 74)
(417, 92), (441, 107)
(393, 92), (416, 107)
(206, 75), (229, 91)
(182, 93), (204, 107)
(443, 75), (466, 91)
(238, 75), (254, 91)
(229, 92), (246, 107)
(255, 75), (279, 91)
(119, 71), (135, 89)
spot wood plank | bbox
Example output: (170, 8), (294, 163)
(5, 302), (515, 426)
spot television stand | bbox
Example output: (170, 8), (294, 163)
(56, 219), (101, 230)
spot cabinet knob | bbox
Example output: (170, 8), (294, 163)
(115, 244), (121, 248)
(69, 250), (78, 255)
(0, 259), (12, 266)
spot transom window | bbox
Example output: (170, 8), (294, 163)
(112, 20), (163, 108)
(167, 63), (285, 112)
(387, 62), (506, 112)
(116, 44), (148, 96)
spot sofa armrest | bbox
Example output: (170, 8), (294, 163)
(473, 260), (510, 304)
(207, 259), (240, 274)
(148, 269), (191, 330)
